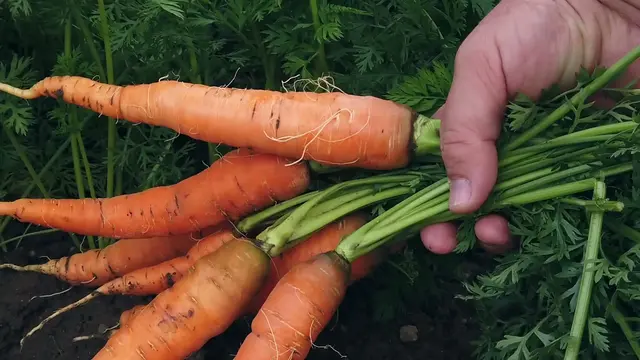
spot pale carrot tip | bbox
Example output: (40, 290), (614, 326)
(0, 201), (15, 216)
(0, 82), (40, 100)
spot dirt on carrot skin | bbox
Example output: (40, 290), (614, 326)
(1, 229), (482, 360)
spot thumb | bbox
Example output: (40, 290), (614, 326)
(440, 40), (508, 214)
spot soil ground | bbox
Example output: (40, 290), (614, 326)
(0, 226), (486, 360)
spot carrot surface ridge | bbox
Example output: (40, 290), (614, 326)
(0, 76), (419, 170)
(0, 148), (310, 238)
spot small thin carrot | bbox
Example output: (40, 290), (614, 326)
(0, 148), (310, 238)
(0, 76), (442, 170)
(0, 227), (219, 286)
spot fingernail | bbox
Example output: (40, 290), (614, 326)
(450, 178), (472, 208)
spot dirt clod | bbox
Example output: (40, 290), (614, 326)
(399, 325), (419, 343)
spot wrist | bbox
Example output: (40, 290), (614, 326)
(598, 0), (640, 26)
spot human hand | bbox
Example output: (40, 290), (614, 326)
(420, 0), (640, 255)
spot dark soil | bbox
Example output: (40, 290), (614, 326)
(0, 227), (486, 360)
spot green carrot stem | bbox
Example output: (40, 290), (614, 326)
(498, 146), (579, 169)
(236, 191), (319, 234)
(412, 116), (442, 157)
(65, 17), (96, 250)
(502, 134), (620, 159)
(498, 146), (603, 181)
(494, 178), (597, 207)
(308, 160), (342, 174)
(559, 198), (624, 212)
(608, 301), (640, 359)
(545, 121), (636, 141)
(506, 45), (640, 150)
(373, 178), (449, 228)
(603, 217), (640, 245)
(76, 136), (96, 198)
(0, 115), (90, 239)
(354, 178), (449, 238)
(306, 184), (400, 218)
(97, 0), (117, 199)
(0, 229), (61, 248)
(503, 121), (636, 159)
(257, 174), (420, 256)
(4, 128), (49, 199)
(498, 164), (596, 198)
(3, 125), (83, 250)
(309, 0), (330, 75)
(407, 192), (450, 217)
(288, 186), (414, 245)
(563, 181), (607, 360)
(591, 163), (633, 178)
(71, 6), (106, 80)
(338, 177), (603, 262)
(493, 167), (555, 192)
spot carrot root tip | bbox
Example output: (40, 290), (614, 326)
(0, 82), (41, 100)
(20, 291), (101, 346)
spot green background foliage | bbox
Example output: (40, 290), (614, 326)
(2, 1), (639, 359)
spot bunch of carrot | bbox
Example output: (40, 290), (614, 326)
(0, 45), (637, 360)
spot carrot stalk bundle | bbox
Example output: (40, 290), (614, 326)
(0, 147), (310, 238)
(0, 227), (219, 286)
(87, 170), (426, 359)
(0, 76), (442, 170)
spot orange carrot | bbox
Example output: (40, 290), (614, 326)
(0, 227), (219, 286)
(0, 148), (310, 238)
(119, 304), (145, 327)
(233, 251), (350, 360)
(88, 215), (369, 359)
(0, 76), (442, 170)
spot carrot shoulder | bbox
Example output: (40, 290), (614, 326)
(0, 148), (310, 238)
(0, 76), (441, 170)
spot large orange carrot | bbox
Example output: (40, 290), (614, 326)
(88, 215), (370, 360)
(0, 226), (220, 286)
(0, 76), (441, 170)
(0, 148), (310, 238)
